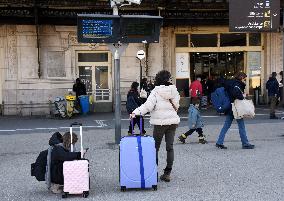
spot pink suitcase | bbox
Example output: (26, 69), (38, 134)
(62, 123), (90, 198)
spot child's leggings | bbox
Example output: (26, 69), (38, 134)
(184, 128), (204, 138)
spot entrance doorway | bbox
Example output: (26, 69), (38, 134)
(190, 52), (244, 81)
(76, 51), (112, 112)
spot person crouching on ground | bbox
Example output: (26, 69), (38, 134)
(49, 132), (84, 194)
(178, 99), (207, 144)
(130, 70), (180, 182)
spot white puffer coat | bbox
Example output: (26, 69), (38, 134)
(132, 85), (180, 125)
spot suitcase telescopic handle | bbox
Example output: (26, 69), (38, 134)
(70, 122), (82, 127)
(69, 122), (84, 158)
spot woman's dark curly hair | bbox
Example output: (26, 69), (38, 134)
(154, 70), (171, 86)
(234, 72), (247, 80)
(131, 82), (139, 90)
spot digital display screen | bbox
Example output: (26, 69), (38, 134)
(77, 14), (163, 43)
(81, 19), (113, 38)
(229, 0), (280, 32)
(124, 21), (154, 38)
(120, 16), (162, 43)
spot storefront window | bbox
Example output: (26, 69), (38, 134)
(191, 34), (217, 47)
(176, 34), (188, 47)
(190, 52), (244, 81)
(247, 52), (261, 94)
(249, 33), (261, 46)
(220, 33), (246, 46)
(176, 79), (189, 97)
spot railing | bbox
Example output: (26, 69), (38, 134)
(94, 89), (111, 102)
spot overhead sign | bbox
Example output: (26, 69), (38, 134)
(136, 50), (145, 60)
(77, 14), (163, 43)
(229, 0), (280, 32)
(77, 14), (120, 43)
(120, 15), (163, 43)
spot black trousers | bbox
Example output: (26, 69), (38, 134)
(128, 116), (146, 134)
(184, 128), (204, 138)
(153, 124), (177, 170)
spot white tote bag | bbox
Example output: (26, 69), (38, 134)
(232, 99), (255, 119)
(140, 88), (148, 98)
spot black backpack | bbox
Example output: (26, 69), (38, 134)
(31, 149), (48, 181)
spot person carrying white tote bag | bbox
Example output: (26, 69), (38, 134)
(232, 99), (255, 119)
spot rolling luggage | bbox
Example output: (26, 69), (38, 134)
(62, 122), (89, 198)
(119, 117), (157, 191)
(201, 96), (208, 107)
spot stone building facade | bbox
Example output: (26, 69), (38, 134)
(0, 24), (283, 115)
(0, 0), (283, 115)
(0, 25), (174, 115)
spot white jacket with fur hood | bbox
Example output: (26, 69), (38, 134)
(132, 85), (180, 125)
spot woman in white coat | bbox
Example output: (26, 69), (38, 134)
(130, 70), (180, 182)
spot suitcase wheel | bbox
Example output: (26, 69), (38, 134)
(82, 191), (89, 198)
(120, 186), (126, 192)
(62, 192), (68, 199)
(152, 185), (158, 191)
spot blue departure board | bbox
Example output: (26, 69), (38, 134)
(82, 19), (112, 38)
(77, 14), (120, 43)
(77, 14), (163, 43)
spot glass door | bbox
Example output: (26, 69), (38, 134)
(94, 66), (111, 101)
(77, 51), (112, 102)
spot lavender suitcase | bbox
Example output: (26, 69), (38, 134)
(119, 117), (158, 191)
(62, 123), (89, 198)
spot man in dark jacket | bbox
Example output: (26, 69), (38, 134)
(279, 71), (283, 105)
(126, 82), (146, 135)
(216, 72), (254, 150)
(266, 72), (280, 119)
(73, 78), (87, 98)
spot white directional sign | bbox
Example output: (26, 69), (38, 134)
(136, 50), (146, 60)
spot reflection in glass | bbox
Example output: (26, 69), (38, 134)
(176, 34), (188, 47)
(220, 33), (246, 46)
(78, 53), (108, 62)
(95, 66), (108, 89)
(191, 34), (217, 47)
(249, 33), (261, 46)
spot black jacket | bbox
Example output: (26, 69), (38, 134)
(127, 90), (142, 105)
(126, 89), (142, 114)
(50, 137), (81, 185)
(223, 79), (245, 115)
(224, 79), (245, 103)
(31, 132), (62, 182)
(266, 77), (279, 97)
(73, 82), (87, 97)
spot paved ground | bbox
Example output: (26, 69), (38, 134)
(0, 107), (284, 201)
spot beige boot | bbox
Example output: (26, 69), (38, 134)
(160, 168), (172, 182)
(50, 183), (63, 194)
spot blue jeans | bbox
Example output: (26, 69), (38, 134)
(216, 114), (249, 145)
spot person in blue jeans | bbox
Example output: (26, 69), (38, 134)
(216, 72), (255, 149)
